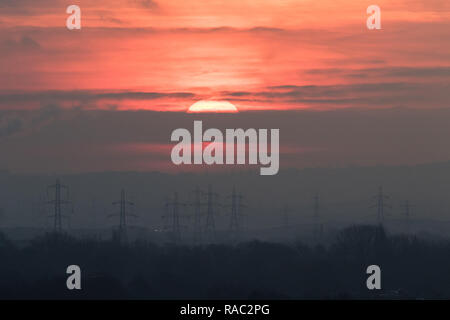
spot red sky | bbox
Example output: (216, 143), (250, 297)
(0, 0), (450, 173)
(1, 0), (449, 112)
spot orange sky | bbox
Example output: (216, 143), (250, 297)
(0, 0), (449, 112)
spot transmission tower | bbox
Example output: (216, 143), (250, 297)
(191, 186), (203, 245)
(162, 192), (188, 244)
(238, 192), (247, 234)
(162, 196), (170, 232)
(370, 186), (391, 227)
(229, 187), (239, 233)
(46, 179), (71, 233)
(169, 192), (184, 244)
(225, 186), (246, 243)
(109, 189), (136, 243)
(400, 200), (414, 234)
(312, 193), (323, 242)
(203, 184), (220, 244)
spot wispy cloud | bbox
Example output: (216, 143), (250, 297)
(1, 35), (40, 51)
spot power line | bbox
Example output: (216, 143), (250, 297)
(109, 188), (136, 243)
(46, 179), (72, 234)
(313, 192), (323, 242)
(225, 186), (246, 243)
(400, 200), (414, 234)
(191, 186), (203, 245)
(370, 186), (391, 227)
(162, 192), (187, 244)
(162, 196), (170, 232)
(202, 184), (220, 244)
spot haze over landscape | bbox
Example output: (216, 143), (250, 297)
(0, 0), (450, 300)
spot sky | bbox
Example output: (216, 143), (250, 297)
(0, 0), (449, 173)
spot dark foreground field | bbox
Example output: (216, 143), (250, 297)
(0, 225), (449, 300)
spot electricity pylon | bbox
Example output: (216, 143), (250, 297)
(191, 186), (204, 245)
(226, 186), (246, 243)
(162, 196), (170, 232)
(170, 192), (185, 244)
(109, 188), (136, 243)
(400, 200), (414, 234)
(46, 179), (71, 233)
(203, 184), (220, 244)
(370, 186), (391, 227)
(312, 193), (323, 242)
(162, 192), (187, 244)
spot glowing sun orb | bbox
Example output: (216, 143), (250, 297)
(187, 100), (238, 113)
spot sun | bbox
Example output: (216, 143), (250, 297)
(187, 100), (238, 113)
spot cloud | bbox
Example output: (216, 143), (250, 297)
(304, 66), (450, 79)
(0, 0), (65, 14)
(0, 105), (63, 138)
(2, 78), (449, 111)
(399, 0), (450, 12)
(1, 35), (40, 51)
(221, 81), (450, 109)
(0, 114), (22, 137)
(134, 0), (158, 9)
(0, 91), (196, 101)
(0, 91), (199, 110)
